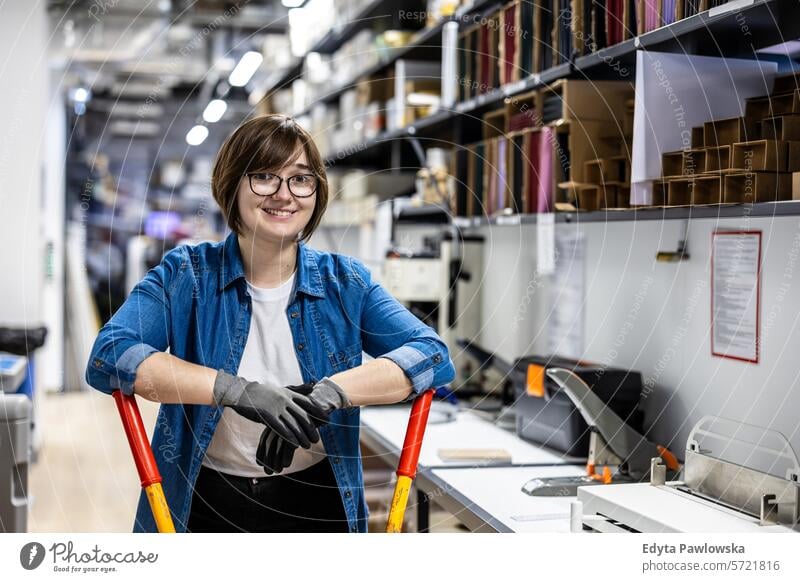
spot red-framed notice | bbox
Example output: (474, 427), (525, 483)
(711, 230), (762, 363)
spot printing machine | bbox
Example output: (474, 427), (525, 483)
(576, 414), (800, 533)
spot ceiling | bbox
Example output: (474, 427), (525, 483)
(49, 0), (296, 179)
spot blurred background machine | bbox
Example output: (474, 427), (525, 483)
(383, 230), (484, 387)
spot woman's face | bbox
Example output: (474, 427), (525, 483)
(235, 146), (317, 244)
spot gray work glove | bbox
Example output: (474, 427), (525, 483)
(255, 377), (350, 475)
(213, 370), (327, 448)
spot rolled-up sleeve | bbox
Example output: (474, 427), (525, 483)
(85, 246), (185, 395)
(354, 259), (455, 394)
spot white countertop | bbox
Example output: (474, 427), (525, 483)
(360, 405), (576, 468)
(429, 465), (586, 532)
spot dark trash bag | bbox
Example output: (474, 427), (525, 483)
(0, 326), (48, 356)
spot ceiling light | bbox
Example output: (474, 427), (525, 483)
(202, 99), (227, 123)
(228, 51), (263, 87)
(73, 87), (91, 103)
(186, 125), (208, 146)
(282, 0), (304, 7)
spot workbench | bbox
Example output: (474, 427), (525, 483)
(360, 404), (585, 532)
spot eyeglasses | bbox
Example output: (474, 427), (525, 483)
(246, 172), (318, 198)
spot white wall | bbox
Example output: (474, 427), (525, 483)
(474, 215), (800, 458)
(40, 72), (67, 393)
(0, 2), (49, 375)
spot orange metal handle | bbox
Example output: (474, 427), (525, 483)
(396, 389), (435, 480)
(112, 391), (162, 488)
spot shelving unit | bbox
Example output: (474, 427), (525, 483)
(451, 200), (800, 227)
(297, 0), (800, 171)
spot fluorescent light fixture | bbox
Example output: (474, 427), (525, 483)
(73, 87), (91, 102)
(228, 51), (263, 87)
(202, 99), (227, 123)
(282, 0), (304, 7)
(186, 125), (209, 146)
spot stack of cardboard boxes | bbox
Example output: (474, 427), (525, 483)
(654, 74), (800, 206)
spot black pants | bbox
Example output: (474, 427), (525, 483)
(187, 459), (349, 532)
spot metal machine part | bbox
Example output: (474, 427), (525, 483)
(578, 415), (800, 532)
(520, 368), (679, 497)
(0, 394), (31, 532)
(680, 415), (800, 526)
(545, 368), (678, 479)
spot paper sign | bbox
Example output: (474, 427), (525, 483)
(711, 231), (761, 363)
(536, 213), (555, 275)
(547, 230), (586, 359)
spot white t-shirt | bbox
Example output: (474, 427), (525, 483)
(202, 271), (326, 478)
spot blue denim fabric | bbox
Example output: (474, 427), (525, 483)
(85, 232), (455, 532)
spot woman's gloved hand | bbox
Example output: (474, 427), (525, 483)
(255, 377), (350, 475)
(212, 370), (327, 448)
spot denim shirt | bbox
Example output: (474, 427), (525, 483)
(85, 232), (455, 533)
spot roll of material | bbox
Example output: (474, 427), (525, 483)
(570, 500), (583, 533)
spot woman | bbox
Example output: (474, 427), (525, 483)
(86, 114), (455, 533)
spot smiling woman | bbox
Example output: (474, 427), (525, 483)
(84, 113), (456, 533)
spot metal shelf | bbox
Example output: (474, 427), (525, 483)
(266, 0), (494, 100)
(321, 0), (798, 166)
(451, 201), (800, 228)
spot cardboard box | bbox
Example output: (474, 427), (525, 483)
(772, 73), (800, 95)
(704, 117), (758, 147)
(662, 150), (685, 177)
(539, 79), (634, 124)
(703, 145), (731, 172)
(761, 115), (800, 141)
(667, 179), (692, 206)
(746, 90), (800, 119)
(691, 175), (724, 205)
(482, 107), (508, 139)
(616, 185), (631, 208)
(584, 155), (629, 183)
(793, 172), (800, 200)
(683, 149), (705, 176)
(723, 172), (792, 203)
(731, 140), (789, 172)
(577, 186), (602, 211)
(577, 184), (620, 210)
(691, 126), (704, 148)
(622, 98), (635, 137)
(553, 119), (618, 184)
(651, 180), (668, 206)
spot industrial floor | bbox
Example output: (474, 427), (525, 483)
(28, 390), (466, 533)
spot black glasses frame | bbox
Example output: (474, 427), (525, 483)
(245, 171), (319, 198)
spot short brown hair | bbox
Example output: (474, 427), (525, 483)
(211, 114), (328, 242)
